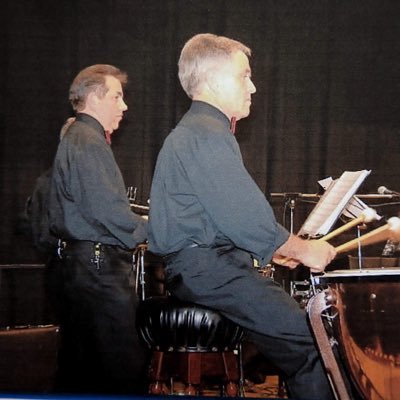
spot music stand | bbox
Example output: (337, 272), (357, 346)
(298, 170), (371, 239)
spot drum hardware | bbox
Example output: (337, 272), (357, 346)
(130, 203), (150, 212)
(127, 186), (150, 213)
(271, 187), (400, 398)
(307, 288), (352, 400)
(303, 218), (400, 398)
(255, 262), (276, 279)
(133, 243), (166, 300)
(133, 243), (147, 300)
(290, 279), (311, 308)
(308, 269), (400, 400)
(382, 238), (400, 257)
(270, 192), (320, 236)
(127, 186), (137, 202)
(282, 214), (400, 311)
(281, 193), (305, 234)
(356, 226), (362, 270)
(270, 192), (398, 201)
(253, 255), (277, 280)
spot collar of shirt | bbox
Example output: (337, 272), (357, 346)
(190, 101), (231, 131)
(75, 113), (109, 144)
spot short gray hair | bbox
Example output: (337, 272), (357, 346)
(178, 33), (251, 98)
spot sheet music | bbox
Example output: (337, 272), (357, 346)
(317, 176), (381, 221)
(298, 170), (371, 237)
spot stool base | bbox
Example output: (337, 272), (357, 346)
(148, 350), (241, 396)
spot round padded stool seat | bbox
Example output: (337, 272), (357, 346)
(137, 296), (243, 352)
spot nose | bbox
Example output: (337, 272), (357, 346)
(249, 78), (256, 94)
(120, 98), (128, 111)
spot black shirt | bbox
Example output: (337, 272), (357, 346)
(49, 113), (147, 249)
(148, 101), (288, 263)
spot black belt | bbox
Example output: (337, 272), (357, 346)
(163, 243), (200, 260)
(58, 240), (132, 264)
(63, 239), (121, 248)
(60, 240), (127, 256)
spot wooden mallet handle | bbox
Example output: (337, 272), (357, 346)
(335, 217), (400, 254)
(321, 207), (378, 242)
(276, 208), (378, 266)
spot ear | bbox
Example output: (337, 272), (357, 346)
(86, 91), (100, 108)
(204, 73), (219, 96)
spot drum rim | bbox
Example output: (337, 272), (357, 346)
(323, 268), (400, 277)
(313, 268), (400, 284)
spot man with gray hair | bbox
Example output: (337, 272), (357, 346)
(148, 33), (335, 399)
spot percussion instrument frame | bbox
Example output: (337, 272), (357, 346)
(308, 269), (400, 400)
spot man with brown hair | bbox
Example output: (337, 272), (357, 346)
(49, 64), (147, 394)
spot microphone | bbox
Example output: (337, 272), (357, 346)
(377, 186), (400, 196)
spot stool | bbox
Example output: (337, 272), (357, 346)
(136, 296), (244, 396)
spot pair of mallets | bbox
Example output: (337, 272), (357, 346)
(279, 208), (400, 265)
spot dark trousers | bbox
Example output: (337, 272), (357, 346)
(57, 241), (148, 394)
(164, 244), (334, 400)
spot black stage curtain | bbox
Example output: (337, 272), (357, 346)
(1, 0), (400, 263)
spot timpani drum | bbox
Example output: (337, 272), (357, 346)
(308, 269), (400, 400)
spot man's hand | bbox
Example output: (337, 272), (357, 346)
(275, 234), (336, 273)
(271, 254), (299, 269)
(300, 240), (336, 273)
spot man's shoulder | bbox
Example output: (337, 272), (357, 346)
(62, 122), (106, 149)
(67, 120), (98, 137)
(165, 124), (208, 152)
(171, 115), (229, 141)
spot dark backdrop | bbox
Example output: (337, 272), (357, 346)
(1, 0), (400, 263)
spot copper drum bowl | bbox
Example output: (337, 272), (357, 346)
(318, 269), (400, 400)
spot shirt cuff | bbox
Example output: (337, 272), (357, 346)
(256, 223), (290, 266)
(275, 223), (290, 249)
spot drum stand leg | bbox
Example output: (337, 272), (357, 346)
(307, 291), (352, 400)
(133, 244), (147, 300)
